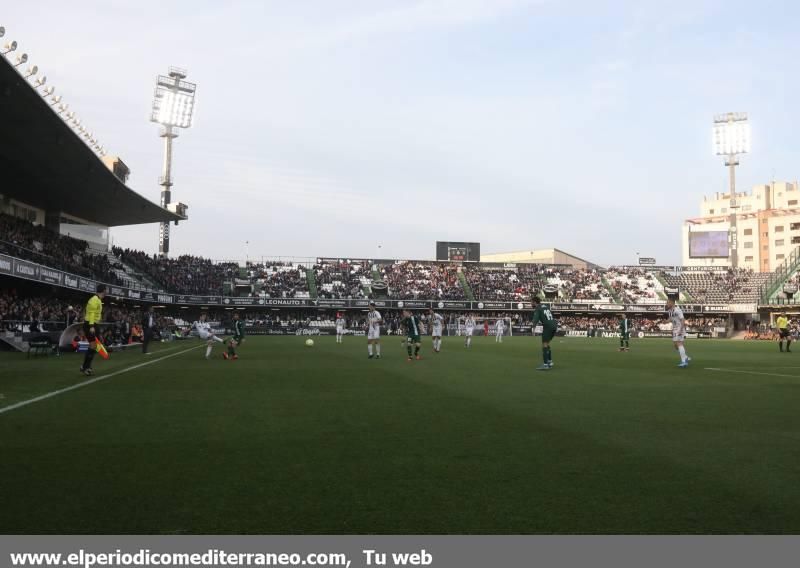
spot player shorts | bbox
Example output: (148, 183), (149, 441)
(198, 330), (211, 340)
(232, 335), (244, 346)
(83, 322), (98, 342)
(465, 328), (474, 337)
(779, 329), (790, 339)
(432, 326), (443, 337)
(336, 326), (344, 334)
(620, 332), (630, 340)
(672, 333), (686, 343)
(407, 334), (421, 344)
(368, 327), (381, 340)
(541, 325), (557, 342)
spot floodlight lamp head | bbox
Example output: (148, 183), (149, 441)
(35, 75), (47, 87)
(13, 52), (27, 66)
(3, 40), (17, 54)
(712, 112), (750, 156)
(24, 64), (38, 77)
(0, 26), (5, 39)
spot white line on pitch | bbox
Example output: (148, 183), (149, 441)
(0, 344), (202, 416)
(704, 367), (800, 379)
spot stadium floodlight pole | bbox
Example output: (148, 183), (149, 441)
(150, 67), (196, 258)
(713, 112), (750, 269)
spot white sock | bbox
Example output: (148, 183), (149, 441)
(205, 345), (212, 358)
(213, 336), (224, 343)
(368, 344), (373, 356)
(678, 345), (687, 363)
(376, 344), (381, 356)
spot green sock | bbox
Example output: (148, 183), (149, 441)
(542, 347), (548, 364)
(407, 344), (412, 357)
(414, 345), (420, 356)
(620, 338), (624, 347)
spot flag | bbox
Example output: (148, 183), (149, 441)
(94, 339), (109, 360)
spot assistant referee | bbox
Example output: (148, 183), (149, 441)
(80, 284), (106, 376)
(777, 313), (792, 353)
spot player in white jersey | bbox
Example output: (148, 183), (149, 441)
(193, 313), (224, 359)
(667, 298), (691, 368)
(427, 308), (444, 353)
(495, 318), (505, 343)
(464, 314), (476, 348)
(335, 314), (346, 344)
(366, 302), (382, 359)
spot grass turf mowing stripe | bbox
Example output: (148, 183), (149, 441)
(704, 367), (800, 379)
(0, 344), (201, 416)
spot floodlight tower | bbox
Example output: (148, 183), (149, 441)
(151, 67), (196, 257)
(712, 112), (750, 269)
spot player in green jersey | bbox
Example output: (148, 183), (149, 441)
(224, 312), (245, 360)
(531, 296), (558, 371)
(618, 313), (631, 352)
(401, 309), (423, 361)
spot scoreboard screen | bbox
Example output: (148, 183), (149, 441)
(689, 231), (729, 258)
(436, 241), (480, 262)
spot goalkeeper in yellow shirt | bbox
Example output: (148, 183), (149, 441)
(80, 284), (107, 376)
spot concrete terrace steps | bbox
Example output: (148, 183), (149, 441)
(458, 270), (475, 301)
(305, 267), (318, 299)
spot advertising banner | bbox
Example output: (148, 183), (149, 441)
(13, 259), (39, 280)
(39, 267), (62, 285)
(0, 254), (12, 275)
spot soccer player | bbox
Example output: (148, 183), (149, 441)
(402, 309), (423, 361)
(495, 318), (505, 343)
(224, 312), (245, 360)
(427, 308), (444, 353)
(531, 297), (557, 371)
(777, 313), (791, 352)
(618, 313), (631, 352)
(464, 314), (476, 348)
(335, 313), (346, 344)
(667, 298), (691, 368)
(366, 302), (382, 359)
(193, 313), (224, 359)
(79, 284), (107, 376)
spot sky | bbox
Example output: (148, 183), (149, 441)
(4, 0), (800, 266)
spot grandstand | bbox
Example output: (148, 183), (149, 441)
(0, 206), (785, 307)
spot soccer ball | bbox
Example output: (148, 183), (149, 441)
(305, 339), (314, 347)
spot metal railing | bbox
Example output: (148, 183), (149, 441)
(759, 246), (800, 303)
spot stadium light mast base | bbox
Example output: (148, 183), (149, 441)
(713, 112), (750, 269)
(151, 67), (196, 258)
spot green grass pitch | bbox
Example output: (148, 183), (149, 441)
(2, 335), (800, 534)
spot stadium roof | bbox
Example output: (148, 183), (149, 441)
(0, 56), (180, 227)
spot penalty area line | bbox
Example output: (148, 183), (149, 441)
(704, 367), (800, 379)
(0, 344), (202, 416)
